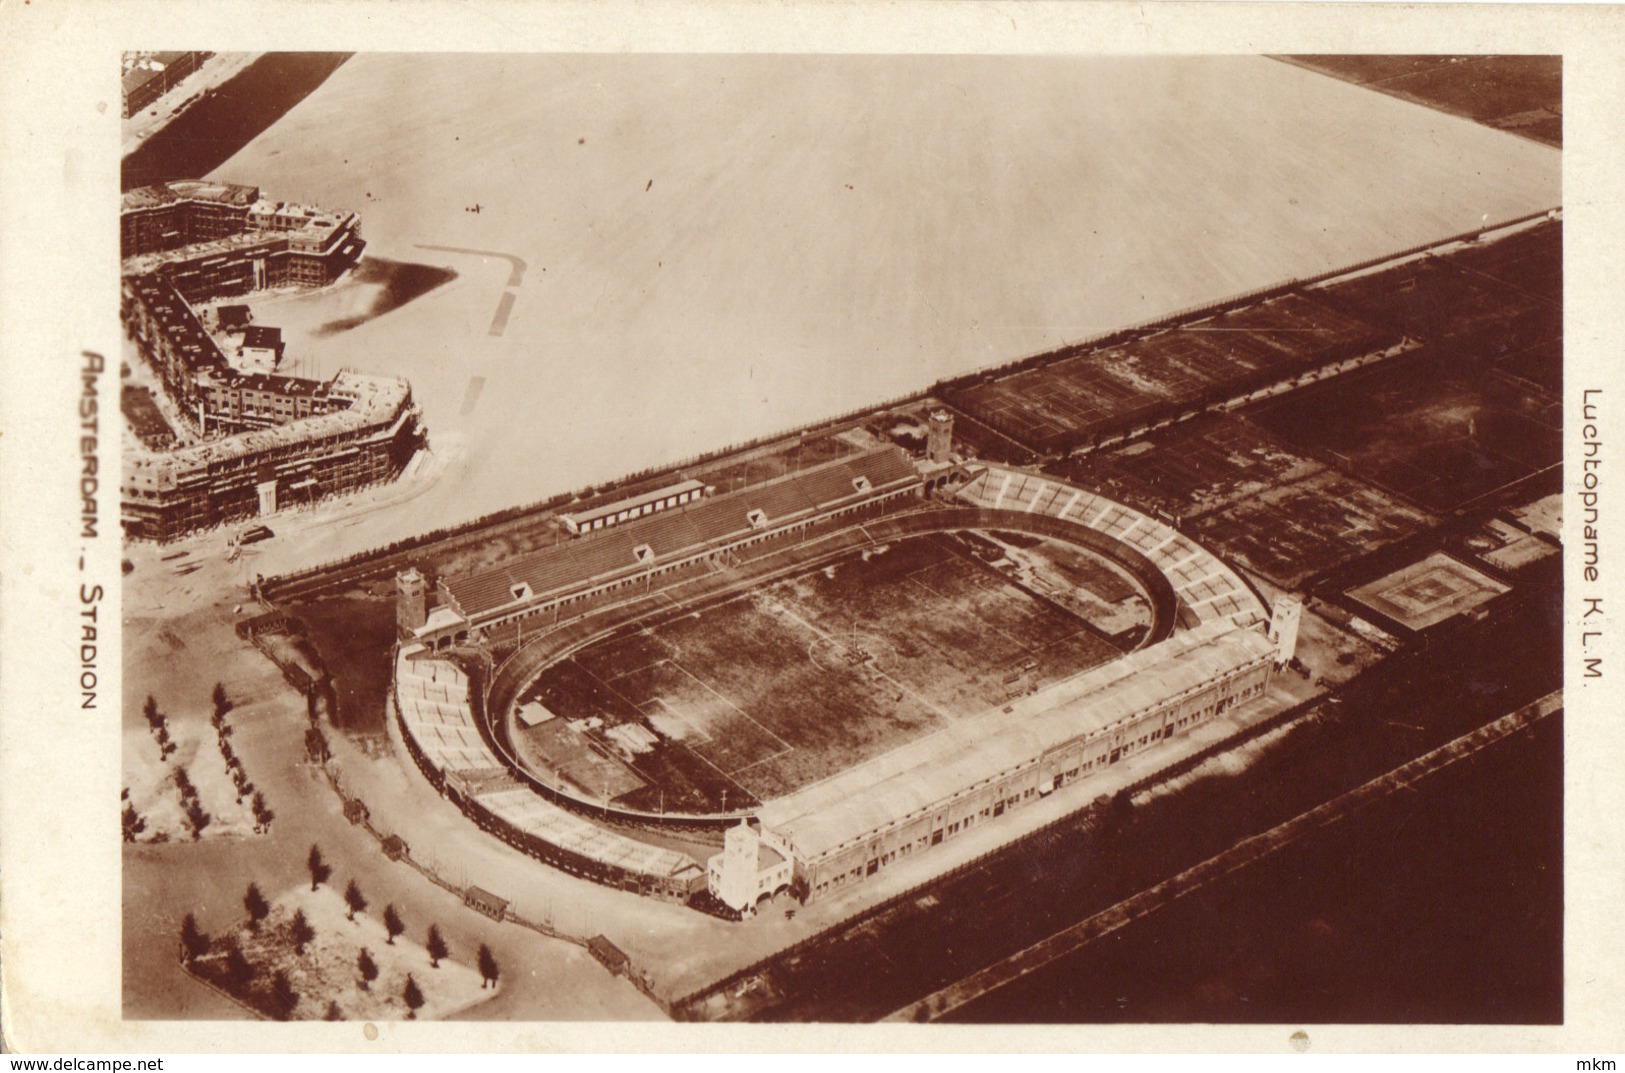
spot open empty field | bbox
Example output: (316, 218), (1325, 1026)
(511, 533), (1130, 813)
(197, 53), (1559, 565)
(1249, 349), (1561, 514)
(945, 293), (1387, 453)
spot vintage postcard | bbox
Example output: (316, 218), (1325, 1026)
(1, 0), (1621, 1055)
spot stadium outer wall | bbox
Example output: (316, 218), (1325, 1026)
(389, 465), (1279, 911)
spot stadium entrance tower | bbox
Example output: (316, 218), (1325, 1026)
(707, 820), (794, 916)
(1268, 593), (1302, 666)
(396, 568), (429, 637)
(927, 409), (955, 463)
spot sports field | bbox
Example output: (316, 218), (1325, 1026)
(511, 533), (1130, 813)
(1251, 351), (1561, 514)
(199, 53), (1560, 566)
(949, 293), (1385, 452)
(1347, 553), (1510, 632)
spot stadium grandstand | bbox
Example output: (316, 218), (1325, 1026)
(393, 645), (706, 900)
(405, 446), (923, 648)
(953, 465), (1267, 632)
(744, 616), (1274, 906)
(558, 479), (709, 535)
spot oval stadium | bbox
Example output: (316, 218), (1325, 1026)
(388, 419), (1289, 917)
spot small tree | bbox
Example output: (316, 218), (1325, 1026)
(426, 924), (448, 969)
(289, 908), (316, 954)
(185, 799), (211, 840)
(211, 681), (232, 721)
(343, 879), (368, 921)
(324, 1000), (343, 1022)
(244, 882), (270, 930)
(383, 904), (404, 945)
(174, 767), (196, 802)
(179, 912), (210, 964)
(357, 947), (379, 991)
(269, 969), (299, 1021)
(305, 727), (331, 764)
(122, 802), (147, 843)
(477, 943), (499, 989)
(251, 791), (273, 834)
(307, 843), (332, 891)
(402, 974), (424, 1019)
(142, 694), (160, 729)
(222, 941), (255, 992)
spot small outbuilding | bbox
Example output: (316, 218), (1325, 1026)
(238, 325), (285, 372)
(464, 886), (509, 922)
(587, 935), (630, 977)
(217, 303), (253, 332)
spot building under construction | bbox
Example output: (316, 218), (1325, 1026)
(119, 182), (420, 542)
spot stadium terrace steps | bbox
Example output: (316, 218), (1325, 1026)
(393, 645), (701, 884)
(956, 465), (1267, 632)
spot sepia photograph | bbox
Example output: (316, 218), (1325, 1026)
(2, 0), (1621, 1056)
(114, 47), (1564, 1025)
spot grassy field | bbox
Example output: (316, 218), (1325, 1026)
(1249, 352), (1561, 514)
(1278, 55), (1561, 147)
(1190, 471), (1435, 590)
(289, 590), (398, 732)
(516, 533), (1128, 811)
(947, 294), (1385, 452)
(199, 53), (1560, 563)
(121, 383), (177, 449)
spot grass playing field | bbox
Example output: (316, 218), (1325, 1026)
(511, 533), (1130, 812)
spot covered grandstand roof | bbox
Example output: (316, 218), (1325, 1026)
(560, 478), (707, 530)
(443, 446), (920, 620)
(758, 618), (1276, 862)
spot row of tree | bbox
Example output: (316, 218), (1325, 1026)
(125, 684), (275, 842)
